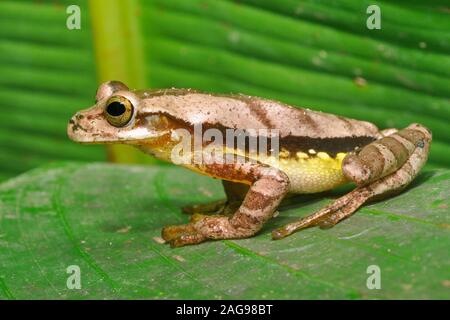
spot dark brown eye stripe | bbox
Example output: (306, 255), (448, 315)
(280, 135), (376, 157)
(138, 108), (376, 158)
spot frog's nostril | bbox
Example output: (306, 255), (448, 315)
(75, 113), (85, 120)
(67, 115), (84, 136)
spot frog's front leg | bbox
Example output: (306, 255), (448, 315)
(273, 123), (431, 239)
(162, 157), (290, 247)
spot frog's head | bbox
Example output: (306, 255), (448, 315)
(67, 81), (170, 144)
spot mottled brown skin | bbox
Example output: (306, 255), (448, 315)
(68, 81), (432, 247)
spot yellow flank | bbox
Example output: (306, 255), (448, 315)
(262, 151), (349, 193)
(218, 147), (349, 193)
(194, 147), (351, 193)
(154, 142), (350, 194)
(289, 152), (348, 193)
(317, 152), (330, 159)
(296, 152), (309, 159)
(279, 148), (290, 158)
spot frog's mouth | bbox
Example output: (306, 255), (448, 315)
(67, 113), (167, 144)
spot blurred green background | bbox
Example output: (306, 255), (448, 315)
(0, 0), (449, 181)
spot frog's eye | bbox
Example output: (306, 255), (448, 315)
(104, 96), (134, 127)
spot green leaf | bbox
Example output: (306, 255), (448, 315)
(0, 162), (448, 299)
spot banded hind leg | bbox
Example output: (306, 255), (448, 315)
(272, 123), (431, 239)
(162, 155), (290, 247)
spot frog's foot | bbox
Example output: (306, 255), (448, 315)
(181, 199), (227, 215)
(273, 123), (431, 240)
(165, 207), (294, 247)
(161, 215), (248, 248)
(161, 220), (206, 247)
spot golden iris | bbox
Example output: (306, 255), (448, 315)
(104, 96), (134, 127)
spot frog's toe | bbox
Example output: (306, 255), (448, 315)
(189, 213), (208, 223)
(169, 232), (206, 248)
(161, 223), (207, 247)
(161, 224), (196, 242)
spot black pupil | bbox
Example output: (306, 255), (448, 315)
(106, 102), (126, 116)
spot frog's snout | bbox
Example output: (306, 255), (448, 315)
(67, 108), (126, 144)
(67, 112), (88, 142)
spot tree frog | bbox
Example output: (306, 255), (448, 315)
(68, 81), (431, 247)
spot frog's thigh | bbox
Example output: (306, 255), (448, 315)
(273, 124), (431, 239)
(342, 123), (430, 186)
(162, 156), (290, 247)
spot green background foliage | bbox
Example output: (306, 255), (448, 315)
(0, 0), (449, 179)
(0, 0), (449, 299)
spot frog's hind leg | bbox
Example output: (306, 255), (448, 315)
(181, 181), (248, 215)
(272, 123), (431, 240)
(162, 156), (290, 247)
